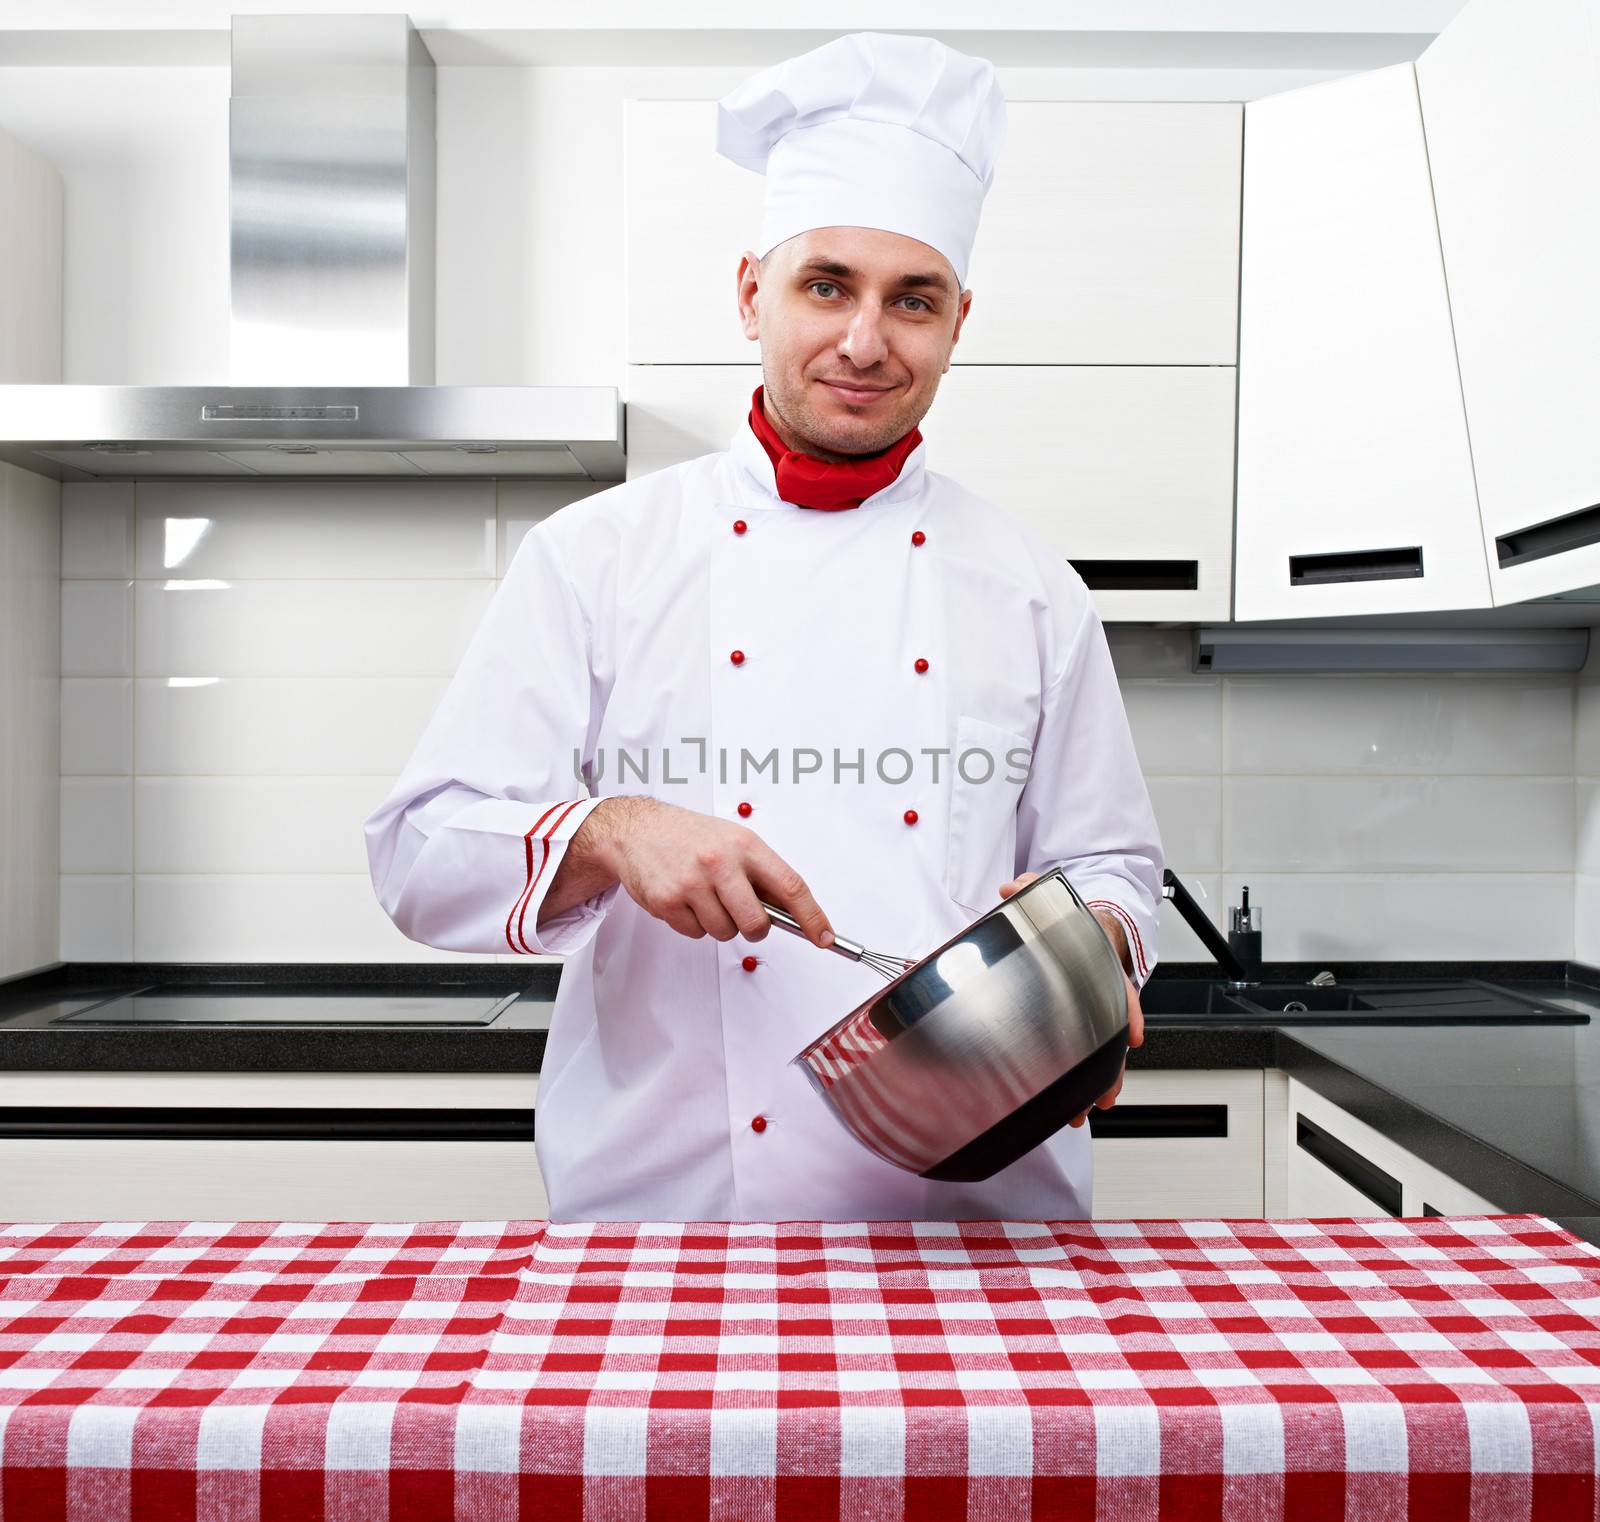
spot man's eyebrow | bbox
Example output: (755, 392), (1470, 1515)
(795, 257), (953, 296)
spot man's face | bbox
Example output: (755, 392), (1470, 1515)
(736, 226), (972, 459)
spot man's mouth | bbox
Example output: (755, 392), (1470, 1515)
(816, 379), (897, 406)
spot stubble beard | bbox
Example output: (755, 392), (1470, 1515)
(763, 372), (921, 458)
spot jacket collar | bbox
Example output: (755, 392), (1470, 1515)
(726, 411), (928, 512)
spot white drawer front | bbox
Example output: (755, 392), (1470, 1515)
(1287, 1140), (1395, 1219)
(0, 1139), (548, 1222)
(1091, 1069), (1263, 1219)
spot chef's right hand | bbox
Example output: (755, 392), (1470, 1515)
(593, 796), (834, 948)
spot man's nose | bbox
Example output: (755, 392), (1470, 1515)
(837, 303), (889, 369)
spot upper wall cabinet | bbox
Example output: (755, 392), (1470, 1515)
(1235, 63), (1490, 621)
(1416, 0), (1600, 605)
(627, 363), (1236, 623)
(625, 100), (1242, 366)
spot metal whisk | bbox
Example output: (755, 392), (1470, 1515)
(758, 902), (918, 981)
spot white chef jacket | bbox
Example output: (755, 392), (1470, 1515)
(364, 417), (1164, 1222)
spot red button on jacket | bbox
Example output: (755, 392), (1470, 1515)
(911, 530), (926, 546)
(914, 657), (929, 674)
(750, 1115), (768, 1134)
(737, 801), (752, 818)
(741, 954), (758, 973)
(730, 649), (745, 666)
(904, 809), (919, 826)
(733, 519), (748, 535)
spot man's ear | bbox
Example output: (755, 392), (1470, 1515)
(944, 288), (974, 373)
(736, 250), (763, 342)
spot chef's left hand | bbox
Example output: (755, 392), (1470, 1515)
(998, 872), (1143, 1128)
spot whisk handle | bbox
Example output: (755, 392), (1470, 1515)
(758, 901), (867, 963)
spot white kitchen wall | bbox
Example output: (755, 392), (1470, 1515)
(0, 120), (62, 982)
(5, 53), (1586, 967)
(1579, 644), (1600, 967)
(1, 464), (60, 980)
(59, 476), (1582, 966)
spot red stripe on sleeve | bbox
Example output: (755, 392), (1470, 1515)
(505, 802), (570, 953)
(1086, 898), (1150, 982)
(510, 799), (592, 954)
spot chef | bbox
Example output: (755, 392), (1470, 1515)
(364, 32), (1165, 1222)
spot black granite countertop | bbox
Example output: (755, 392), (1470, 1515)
(0, 962), (561, 1074)
(4, 958), (1600, 1231)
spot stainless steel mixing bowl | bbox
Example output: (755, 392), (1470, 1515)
(791, 868), (1130, 1181)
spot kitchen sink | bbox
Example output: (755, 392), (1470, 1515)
(1231, 984), (1377, 1013)
(1138, 977), (1586, 1023)
(1137, 980), (1257, 1016)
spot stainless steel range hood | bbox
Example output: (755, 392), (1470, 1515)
(0, 14), (625, 482)
(0, 384), (625, 480)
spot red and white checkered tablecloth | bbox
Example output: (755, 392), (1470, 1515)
(3, 1215), (1600, 1521)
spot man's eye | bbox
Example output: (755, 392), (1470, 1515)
(810, 281), (839, 299)
(899, 296), (930, 312)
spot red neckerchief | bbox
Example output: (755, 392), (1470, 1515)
(746, 385), (922, 511)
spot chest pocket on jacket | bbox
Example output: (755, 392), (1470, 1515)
(944, 713), (1033, 918)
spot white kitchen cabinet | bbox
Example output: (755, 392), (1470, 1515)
(1416, 0), (1600, 606)
(1283, 1076), (1503, 1219)
(1235, 63), (1491, 621)
(627, 363), (1237, 622)
(1091, 1069), (1264, 1219)
(0, 1071), (548, 1221)
(625, 100), (1241, 366)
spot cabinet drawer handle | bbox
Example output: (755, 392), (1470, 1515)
(1295, 1113), (1400, 1214)
(1088, 1103), (1227, 1139)
(1288, 546), (1424, 586)
(1495, 500), (1600, 569)
(0, 1107), (537, 1142)
(1070, 559), (1199, 592)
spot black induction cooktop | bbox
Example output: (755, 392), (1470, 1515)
(51, 983), (521, 1027)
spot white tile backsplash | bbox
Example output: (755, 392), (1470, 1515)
(61, 483), (134, 578)
(3, 460), (61, 978)
(1223, 776), (1574, 873)
(60, 777), (133, 874)
(59, 874), (133, 962)
(1156, 873), (1224, 962)
(134, 481), (497, 579)
(1579, 781), (1600, 879)
(1220, 874), (1574, 963)
(1145, 776), (1222, 871)
(1224, 675), (1575, 775)
(135, 777), (391, 875)
(134, 875), (498, 963)
(134, 580), (496, 678)
(1578, 877), (1600, 966)
(60, 579), (132, 676)
(134, 676), (449, 776)
(42, 478), (1597, 966)
(61, 678), (133, 775)
(1577, 648), (1600, 781)
(1119, 679), (1222, 774)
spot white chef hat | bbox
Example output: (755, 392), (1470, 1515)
(715, 32), (1007, 290)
